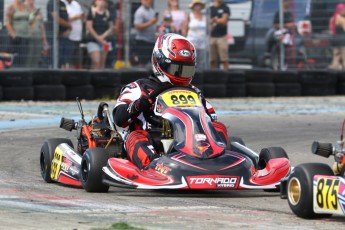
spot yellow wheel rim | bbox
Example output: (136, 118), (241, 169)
(288, 177), (301, 205)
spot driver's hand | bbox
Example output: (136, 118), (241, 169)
(131, 96), (152, 114)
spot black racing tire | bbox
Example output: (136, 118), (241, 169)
(203, 69), (228, 84)
(226, 83), (246, 97)
(337, 82), (345, 95)
(120, 68), (149, 85)
(191, 70), (203, 85)
(32, 69), (61, 85)
(302, 84), (336, 96)
(273, 70), (299, 83)
(61, 70), (90, 86)
(3, 86), (34, 101)
(81, 148), (110, 193)
(0, 86), (3, 101)
(299, 70), (337, 85)
(94, 86), (121, 99)
(89, 70), (121, 87)
(0, 70), (33, 87)
(245, 69), (273, 82)
(258, 146), (289, 170)
(202, 84), (226, 98)
(275, 83), (302, 97)
(246, 82), (275, 97)
(34, 85), (66, 101)
(287, 163), (333, 219)
(40, 138), (74, 183)
(227, 70), (246, 83)
(66, 84), (95, 100)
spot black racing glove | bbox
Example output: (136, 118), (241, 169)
(129, 96), (152, 114)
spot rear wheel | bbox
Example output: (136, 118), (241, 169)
(287, 163), (333, 219)
(40, 138), (74, 183)
(81, 148), (110, 192)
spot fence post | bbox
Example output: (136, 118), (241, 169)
(279, 0), (285, 71)
(123, 0), (131, 68)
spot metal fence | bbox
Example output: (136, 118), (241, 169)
(0, 0), (342, 70)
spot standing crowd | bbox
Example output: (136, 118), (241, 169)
(133, 0), (231, 70)
(4, 0), (231, 70)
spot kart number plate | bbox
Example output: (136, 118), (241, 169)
(161, 90), (201, 107)
(313, 176), (345, 214)
(51, 147), (63, 180)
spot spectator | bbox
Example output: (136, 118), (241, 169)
(86, 0), (113, 69)
(63, 0), (84, 69)
(163, 0), (187, 36)
(5, 0), (31, 68)
(133, 0), (158, 67)
(47, 0), (72, 69)
(105, 0), (118, 68)
(331, 3), (345, 70)
(186, 0), (207, 70)
(26, 0), (48, 68)
(272, 0), (294, 30)
(328, 3), (345, 70)
(156, 14), (176, 37)
(209, 0), (230, 70)
(264, 0), (294, 70)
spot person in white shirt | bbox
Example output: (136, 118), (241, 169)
(186, 0), (207, 70)
(63, 0), (84, 69)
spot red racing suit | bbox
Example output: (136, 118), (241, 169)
(112, 75), (228, 169)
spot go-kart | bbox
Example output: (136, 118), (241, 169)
(281, 119), (345, 218)
(40, 87), (291, 192)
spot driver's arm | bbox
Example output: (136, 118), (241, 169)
(113, 83), (142, 127)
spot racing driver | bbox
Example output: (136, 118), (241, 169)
(112, 33), (228, 169)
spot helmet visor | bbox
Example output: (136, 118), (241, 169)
(160, 61), (195, 78)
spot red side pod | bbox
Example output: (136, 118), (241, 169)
(108, 158), (175, 186)
(57, 172), (82, 187)
(250, 158), (290, 185)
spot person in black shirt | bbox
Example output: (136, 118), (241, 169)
(266, 0), (294, 54)
(209, 0), (230, 70)
(85, 0), (114, 69)
(272, 0), (294, 30)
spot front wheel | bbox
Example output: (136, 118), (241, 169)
(81, 148), (110, 193)
(287, 163), (333, 219)
(258, 146), (289, 170)
(40, 138), (74, 183)
(259, 146), (289, 192)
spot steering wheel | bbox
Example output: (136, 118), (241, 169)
(143, 84), (175, 127)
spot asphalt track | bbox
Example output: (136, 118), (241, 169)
(1, 98), (345, 230)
